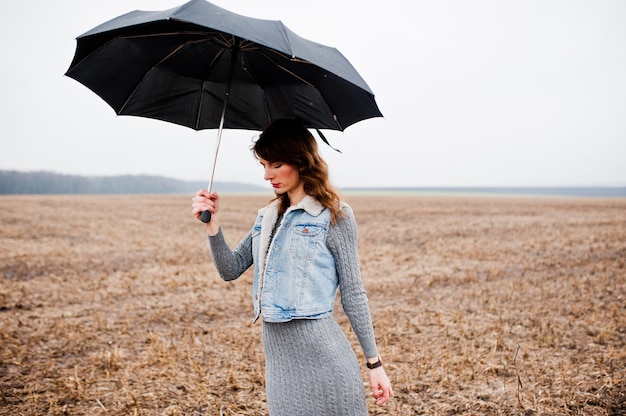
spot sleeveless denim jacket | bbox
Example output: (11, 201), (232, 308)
(251, 196), (338, 323)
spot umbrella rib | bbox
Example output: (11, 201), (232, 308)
(117, 43), (190, 114)
(122, 31), (213, 38)
(256, 50), (315, 87)
(259, 50), (344, 129)
(116, 31), (243, 50)
(118, 37), (227, 115)
(273, 64), (313, 87)
(236, 51), (273, 124)
(213, 33), (236, 48)
(241, 49), (343, 129)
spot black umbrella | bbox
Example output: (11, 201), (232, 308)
(65, 0), (382, 221)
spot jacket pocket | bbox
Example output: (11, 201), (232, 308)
(290, 222), (324, 260)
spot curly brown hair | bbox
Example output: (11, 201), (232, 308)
(252, 119), (343, 224)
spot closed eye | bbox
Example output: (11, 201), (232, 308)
(259, 161), (282, 168)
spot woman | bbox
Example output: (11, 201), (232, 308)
(192, 119), (392, 415)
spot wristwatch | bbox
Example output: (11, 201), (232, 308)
(366, 356), (383, 369)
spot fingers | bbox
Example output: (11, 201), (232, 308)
(193, 189), (218, 201)
(373, 384), (393, 405)
(195, 189), (217, 198)
(369, 370), (393, 406)
(191, 190), (219, 220)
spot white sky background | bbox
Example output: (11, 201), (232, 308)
(1, 0), (625, 189)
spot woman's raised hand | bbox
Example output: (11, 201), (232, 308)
(192, 190), (220, 234)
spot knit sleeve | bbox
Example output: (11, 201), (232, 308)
(208, 227), (254, 281)
(326, 205), (379, 359)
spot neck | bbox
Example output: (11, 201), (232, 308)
(287, 188), (307, 206)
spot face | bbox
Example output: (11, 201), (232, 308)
(259, 157), (304, 197)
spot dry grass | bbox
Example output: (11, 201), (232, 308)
(1, 194), (624, 415)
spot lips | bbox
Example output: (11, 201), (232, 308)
(271, 183), (280, 189)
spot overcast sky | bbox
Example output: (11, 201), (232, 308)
(1, 0), (625, 189)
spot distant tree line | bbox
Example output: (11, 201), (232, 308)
(0, 170), (263, 195)
(2, 170), (623, 197)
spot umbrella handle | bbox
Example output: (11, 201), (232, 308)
(200, 210), (212, 223)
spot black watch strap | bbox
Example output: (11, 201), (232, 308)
(366, 357), (383, 369)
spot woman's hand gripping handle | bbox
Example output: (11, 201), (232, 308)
(192, 190), (220, 236)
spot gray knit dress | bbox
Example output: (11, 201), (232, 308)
(208, 205), (378, 416)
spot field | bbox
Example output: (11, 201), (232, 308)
(1, 194), (625, 415)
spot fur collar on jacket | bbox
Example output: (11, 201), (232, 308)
(256, 195), (325, 277)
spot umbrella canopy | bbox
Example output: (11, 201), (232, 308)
(65, 0), (382, 132)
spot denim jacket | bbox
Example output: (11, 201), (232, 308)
(251, 196), (338, 323)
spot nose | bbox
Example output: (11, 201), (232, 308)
(264, 167), (273, 181)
